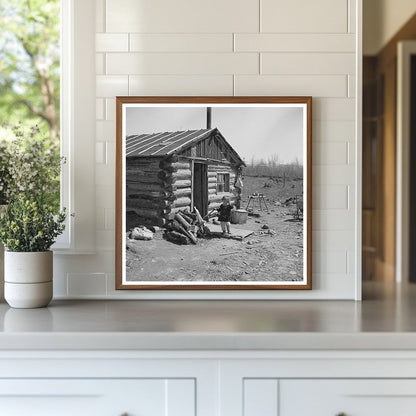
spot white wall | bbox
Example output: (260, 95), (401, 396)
(364, 0), (416, 55)
(54, 0), (361, 300)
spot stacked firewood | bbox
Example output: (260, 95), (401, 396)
(164, 207), (208, 245)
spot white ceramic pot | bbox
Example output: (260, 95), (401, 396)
(4, 251), (53, 308)
(0, 243), (4, 302)
(0, 205), (7, 302)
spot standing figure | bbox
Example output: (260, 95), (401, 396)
(234, 168), (244, 209)
(218, 196), (233, 235)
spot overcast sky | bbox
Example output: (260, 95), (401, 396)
(125, 105), (304, 164)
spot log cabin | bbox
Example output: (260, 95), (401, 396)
(126, 128), (246, 226)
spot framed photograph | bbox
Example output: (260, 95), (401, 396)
(116, 97), (312, 290)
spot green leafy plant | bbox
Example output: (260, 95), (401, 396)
(0, 140), (12, 205)
(0, 124), (67, 252)
(0, 124), (61, 210)
(0, 196), (66, 252)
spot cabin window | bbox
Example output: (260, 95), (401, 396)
(217, 173), (230, 193)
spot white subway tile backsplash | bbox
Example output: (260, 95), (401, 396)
(313, 185), (349, 209)
(312, 251), (348, 274)
(67, 273), (107, 296)
(96, 120), (116, 143)
(96, 34), (129, 52)
(55, 252), (115, 275)
(313, 142), (348, 165)
(235, 75), (347, 97)
(106, 98), (116, 121)
(96, 164), (116, 186)
(106, 0), (259, 33)
(348, 184), (355, 210)
(349, 0), (357, 34)
(130, 34), (233, 52)
(262, 0), (348, 33)
(75, 0), (359, 299)
(348, 75), (356, 97)
(96, 142), (106, 164)
(106, 142), (116, 165)
(313, 231), (355, 251)
(96, 53), (105, 75)
(95, 0), (105, 32)
(52, 269), (68, 297)
(96, 186), (115, 209)
(312, 210), (355, 231)
(105, 208), (116, 230)
(235, 34), (356, 53)
(313, 166), (355, 185)
(96, 75), (128, 97)
(313, 121), (355, 142)
(316, 273), (355, 296)
(261, 53), (355, 75)
(129, 75), (233, 96)
(347, 250), (355, 275)
(96, 207), (106, 230)
(96, 98), (105, 120)
(107, 53), (259, 75)
(96, 230), (116, 251)
(312, 98), (355, 120)
(106, 273), (116, 295)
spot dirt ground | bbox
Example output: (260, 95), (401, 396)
(125, 176), (304, 282)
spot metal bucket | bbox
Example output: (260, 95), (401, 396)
(231, 209), (248, 224)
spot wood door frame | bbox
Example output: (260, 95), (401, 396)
(396, 41), (416, 283)
(192, 161), (208, 217)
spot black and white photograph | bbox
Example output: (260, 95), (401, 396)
(116, 97), (311, 290)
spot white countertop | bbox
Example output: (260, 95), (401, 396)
(1, 282), (416, 350)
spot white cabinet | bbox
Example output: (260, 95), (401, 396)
(0, 353), (217, 416)
(280, 380), (416, 416)
(0, 379), (195, 416)
(1, 350), (416, 415)
(219, 353), (416, 415)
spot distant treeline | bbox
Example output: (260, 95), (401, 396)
(243, 156), (303, 179)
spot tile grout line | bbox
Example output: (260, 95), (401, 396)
(233, 74), (236, 96)
(259, 0), (262, 32)
(103, 0), (106, 33)
(259, 53), (262, 75)
(347, 0), (351, 33)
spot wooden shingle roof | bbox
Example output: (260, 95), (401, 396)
(126, 128), (245, 166)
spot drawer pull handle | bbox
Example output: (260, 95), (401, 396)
(336, 413), (347, 416)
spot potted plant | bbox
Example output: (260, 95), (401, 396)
(0, 198), (66, 308)
(0, 124), (66, 308)
(0, 138), (13, 300)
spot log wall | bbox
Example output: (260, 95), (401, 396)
(126, 157), (167, 226)
(126, 155), (240, 225)
(207, 164), (238, 210)
(126, 156), (193, 226)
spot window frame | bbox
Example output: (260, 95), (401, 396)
(216, 173), (230, 193)
(52, 0), (95, 253)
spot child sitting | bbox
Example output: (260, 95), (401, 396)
(217, 196), (233, 234)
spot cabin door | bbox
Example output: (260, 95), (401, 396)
(193, 163), (208, 217)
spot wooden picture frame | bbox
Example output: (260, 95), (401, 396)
(116, 97), (312, 290)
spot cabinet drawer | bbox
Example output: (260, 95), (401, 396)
(0, 379), (195, 416)
(280, 380), (416, 416)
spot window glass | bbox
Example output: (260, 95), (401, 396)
(217, 173), (230, 193)
(0, 0), (60, 210)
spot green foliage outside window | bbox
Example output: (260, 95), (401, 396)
(0, 0), (61, 210)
